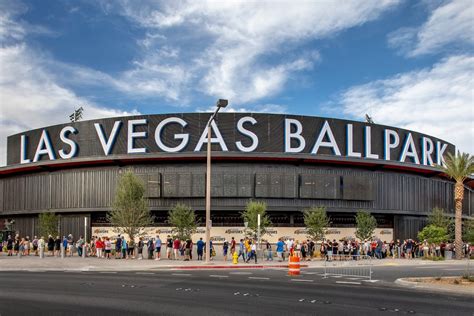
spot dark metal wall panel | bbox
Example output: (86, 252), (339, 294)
(342, 176), (374, 201)
(3, 177), (26, 211)
(255, 173), (297, 198)
(0, 162), (469, 219)
(10, 216), (39, 237)
(59, 214), (91, 240)
(300, 175), (340, 199)
(394, 215), (428, 241)
(24, 174), (51, 210)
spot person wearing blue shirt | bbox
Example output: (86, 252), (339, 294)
(121, 236), (127, 259)
(276, 238), (285, 262)
(196, 238), (205, 260)
(62, 236), (68, 251)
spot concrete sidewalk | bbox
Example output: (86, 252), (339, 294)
(0, 254), (471, 272)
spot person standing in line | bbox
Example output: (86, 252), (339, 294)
(265, 241), (273, 261)
(6, 235), (13, 256)
(166, 235), (173, 260)
(137, 237), (144, 260)
(230, 237), (236, 255)
(96, 237), (104, 258)
(246, 240), (257, 263)
(104, 237), (112, 259)
(24, 236), (30, 256)
(238, 239), (246, 262)
(184, 238), (192, 261)
(155, 236), (162, 260)
(147, 238), (154, 260)
(89, 237), (96, 257)
(19, 238), (26, 256)
(121, 236), (128, 259)
(173, 237), (180, 260)
(38, 236), (46, 257)
(189, 239), (193, 260)
(77, 236), (85, 257)
(308, 239), (315, 260)
(67, 234), (74, 256)
(406, 239), (413, 259)
(62, 236), (67, 256)
(196, 238), (204, 260)
(128, 238), (135, 259)
(115, 235), (122, 259)
(223, 240), (229, 262)
(47, 235), (55, 256)
(276, 238), (284, 262)
(32, 236), (38, 256)
(244, 238), (251, 260)
(54, 236), (61, 257)
(14, 235), (20, 256)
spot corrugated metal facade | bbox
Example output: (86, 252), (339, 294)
(0, 162), (472, 239)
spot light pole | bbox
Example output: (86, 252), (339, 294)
(205, 99), (228, 263)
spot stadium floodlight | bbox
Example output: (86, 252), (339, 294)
(365, 114), (374, 124)
(69, 107), (84, 122)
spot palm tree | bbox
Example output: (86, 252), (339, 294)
(438, 151), (474, 259)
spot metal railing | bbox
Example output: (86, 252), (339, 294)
(323, 255), (373, 280)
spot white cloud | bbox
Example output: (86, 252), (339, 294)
(388, 0), (474, 56)
(197, 103), (288, 114)
(0, 47), (139, 166)
(109, 0), (400, 103)
(339, 55), (474, 154)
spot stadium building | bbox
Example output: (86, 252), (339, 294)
(1, 113), (473, 242)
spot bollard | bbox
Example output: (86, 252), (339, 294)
(18, 250), (22, 258)
(61, 244), (65, 259)
(288, 255), (300, 276)
(39, 247), (44, 259)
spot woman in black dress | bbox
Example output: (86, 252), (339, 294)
(6, 235), (13, 256)
(14, 236), (20, 256)
(54, 236), (61, 257)
(47, 235), (55, 256)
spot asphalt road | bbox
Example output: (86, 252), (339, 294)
(0, 266), (472, 316)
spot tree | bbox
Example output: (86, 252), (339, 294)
(241, 201), (272, 238)
(427, 207), (455, 240)
(107, 169), (153, 241)
(355, 210), (377, 241)
(167, 203), (198, 240)
(437, 151), (474, 259)
(38, 213), (59, 237)
(428, 207), (451, 228)
(418, 225), (448, 245)
(303, 206), (330, 241)
(463, 219), (474, 244)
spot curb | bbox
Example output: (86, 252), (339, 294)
(0, 264), (308, 272)
(169, 264), (307, 270)
(395, 278), (474, 296)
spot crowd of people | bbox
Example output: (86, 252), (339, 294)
(318, 238), (472, 260)
(2, 234), (471, 261)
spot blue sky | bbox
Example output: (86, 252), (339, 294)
(0, 0), (473, 165)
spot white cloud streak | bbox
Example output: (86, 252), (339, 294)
(388, 0), (474, 56)
(339, 55), (474, 154)
(109, 0), (400, 105)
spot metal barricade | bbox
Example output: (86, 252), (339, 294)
(323, 255), (373, 280)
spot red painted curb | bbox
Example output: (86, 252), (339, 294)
(171, 264), (308, 270)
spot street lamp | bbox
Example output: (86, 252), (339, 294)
(205, 99), (228, 263)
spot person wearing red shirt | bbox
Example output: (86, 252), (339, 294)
(173, 238), (181, 260)
(95, 237), (104, 258)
